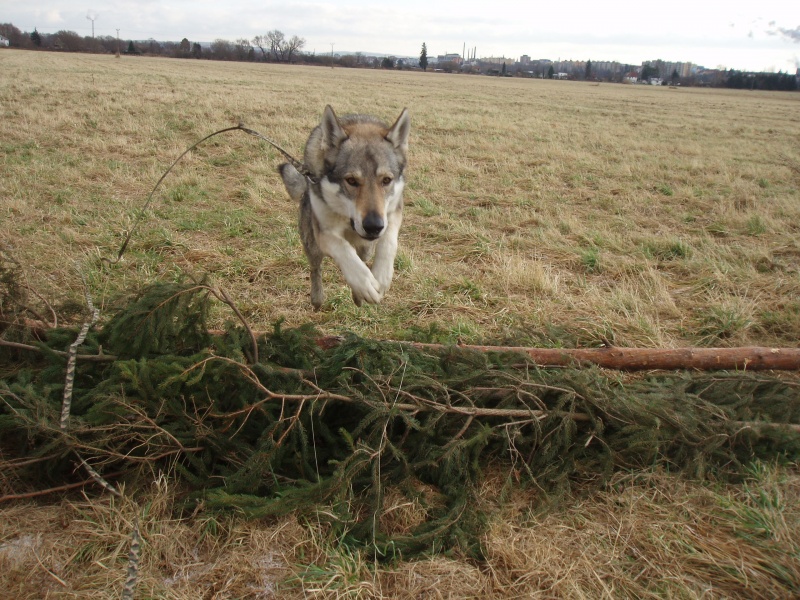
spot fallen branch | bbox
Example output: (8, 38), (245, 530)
(199, 357), (799, 434)
(0, 338), (116, 362)
(0, 471), (124, 503)
(201, 355), (588, 422)
(316, 338), (800, 372)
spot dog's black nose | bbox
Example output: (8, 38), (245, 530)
(362, 212), (385, 237)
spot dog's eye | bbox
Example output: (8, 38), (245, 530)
(382, 177), (393, 186)
(345, 177), (360, 187)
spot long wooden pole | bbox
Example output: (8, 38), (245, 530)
(415, 344), (800, 371)
(316, 338), (800, 371)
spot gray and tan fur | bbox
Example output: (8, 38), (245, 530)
(279, 105), (410, 309)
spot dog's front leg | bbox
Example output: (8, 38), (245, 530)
(371, 212), (402, 295)
(318, 232), (384, 305)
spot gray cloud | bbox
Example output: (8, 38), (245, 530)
(778, 27), (800, 42)
(766, 22), (800, 43)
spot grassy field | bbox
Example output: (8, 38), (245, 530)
(1, 50), (799, 598)
(2, 49), (799, 347)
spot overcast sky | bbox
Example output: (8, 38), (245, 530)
(4, 1), (800, 72)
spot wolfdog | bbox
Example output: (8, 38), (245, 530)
(279, 105), (410, 309)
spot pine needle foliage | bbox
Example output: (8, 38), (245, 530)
(101, 280), (212, 358)
(1, 282), (799, 559)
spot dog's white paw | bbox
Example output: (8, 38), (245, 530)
(350, 272), (384, 305)
(373, 266), (393, 295)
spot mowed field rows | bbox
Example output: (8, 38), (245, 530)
(2, 49), (799, 347)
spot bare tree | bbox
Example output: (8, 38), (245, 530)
(252, 34), (269, 61)
(82, 34), (104, 53)
(145, 38), (162, 55)
(266, 30), (285, 61)
(234, 38), (251, 61)
(251, 30), (303, 62)
(97, 35), (118, 54)
(54, 30), (84, 52)
(440, 60), (459, 73)
(284, 35), (305, 62)
(210, 38), (234, 60)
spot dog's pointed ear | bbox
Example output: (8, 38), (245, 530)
(386, 108), (410, 154)
(320, 105), (347, 150)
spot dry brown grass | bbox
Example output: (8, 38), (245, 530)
(1, 467), (798, 598)
(2, 50), (800, 597)
(2, 49), (799, 346)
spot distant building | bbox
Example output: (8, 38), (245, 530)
(436, 53), (462, 65)
(0, 35), (9, 47)
(643, 59), (693, 79)
(553, 72), (569, 79)
(519, 54), (531, 65)
(482, 56), (513, 65)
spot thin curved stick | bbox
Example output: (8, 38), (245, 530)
(106, 124), (308, 265)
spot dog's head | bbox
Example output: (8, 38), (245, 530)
(305, 105), (410, 240)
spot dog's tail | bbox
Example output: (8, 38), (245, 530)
(278, 163), (308, 203)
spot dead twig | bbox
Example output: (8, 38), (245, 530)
(121, 517), (141, 600)
(106, 124), (305, 266)
(196, 355), (594, 423)
(0, 338), (116, 362)
(0, 471), (124, 503)
(60, 285), (100, 432)
(1, 454), (63, 469)
(206, 285), (259, 364)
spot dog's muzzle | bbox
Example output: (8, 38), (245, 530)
(353, 212), (385, 240)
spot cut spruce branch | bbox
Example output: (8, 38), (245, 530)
(2, 281), (798, 559)
(315, 338), (800, 371)
(201, 355), (593, 423)
(213, 357), (797, 433)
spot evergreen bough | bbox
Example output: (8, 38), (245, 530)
(2, 282), (799, 559)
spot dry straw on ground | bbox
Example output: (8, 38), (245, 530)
(1, 50), (799, 347)
(1, 469), (798, 598)
(1, 49), (800, 597)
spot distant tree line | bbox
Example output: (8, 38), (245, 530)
(725, 69), (797, 91)
(2, 21), (798, 88)
(0, 21), (415, 70)
(0, 22), (307, 63)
